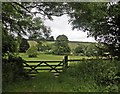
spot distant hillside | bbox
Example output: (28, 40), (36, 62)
(28, 40), (97, 50)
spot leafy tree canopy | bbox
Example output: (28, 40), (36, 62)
(3, 2), (120, 58)
(67, 2), (120, 58)
(53, 35), (71, 55)
(2, 2), (68, 55)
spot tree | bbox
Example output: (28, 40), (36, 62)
(2, 31), (17, 56)
(37, 41), (43, 51)
(48, 36), (54, 41)
(19, 38), (30, 52)
(74, 44), (86, 56)
(67, 2), (120, 59)
(2, 2), (67, 56)
(53, 35), (71, 55)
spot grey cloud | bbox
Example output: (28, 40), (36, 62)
(44, 15), (96, 42)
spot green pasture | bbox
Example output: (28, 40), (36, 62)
(19, 53), (63, 61)
(19, 52), (94, 61)
(27, 40), (96, 51)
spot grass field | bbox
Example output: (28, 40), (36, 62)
(19, 52), (94, 61)
(28, 40), (97, 50)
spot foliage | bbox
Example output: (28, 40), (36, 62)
(3, 60), (119, 92)
(2, 31), (17, 55)
(74, 44), (86, 56)
(19, 38), (30, 52)
(2, 55), (28, 88)
(53, 35), (71, 55)
(37, 41), (43, 51)
(95, 43), (109, 56)
(37, 41), (52, 53)
(29, 25), (52, 40)
(26, 45), (38, 58)
(2, 2), (57, 37)
(48, 36), (54, 41)
(68, 60), (119, 92)
(2, 2), (66, 57)
(74, 44), (99, 56)
(68, 2), (120, 58)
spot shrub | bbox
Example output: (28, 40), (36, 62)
(53, 35), (71, 55)
(72, 60), (120, 92)
(19, 38), (30, 52)
(2, 32), (17, 55)
(26, 46), (38, 57)
(2, 55), (27, 87)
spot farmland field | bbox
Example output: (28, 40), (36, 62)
(27, 40), (97, 50)
(19, 52), (94, 61)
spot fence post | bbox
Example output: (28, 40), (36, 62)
(63, 55), (68, 72)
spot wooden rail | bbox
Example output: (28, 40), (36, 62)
(23, 56), (110, 77)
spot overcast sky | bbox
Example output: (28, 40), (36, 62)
(44, 15), (96, 42)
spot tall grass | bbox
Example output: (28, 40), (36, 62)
(3, 60), (119, 92)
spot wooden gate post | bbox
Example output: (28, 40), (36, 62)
(63, 55), (68, 72)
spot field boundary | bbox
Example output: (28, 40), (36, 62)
(23, 56), (68, 77)
(23, 56), (110, 77)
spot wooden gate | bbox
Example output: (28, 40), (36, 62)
(23, 55), (109, 77)
(23, 56), (68, 77)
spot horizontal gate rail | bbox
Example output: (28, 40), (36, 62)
(24, 65), (63, 67)
(25, 60), (63, 63)
(68, 58), (109, 62)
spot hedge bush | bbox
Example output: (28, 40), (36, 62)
(2, 55), (28, 87)
(26, 46), (38, 58)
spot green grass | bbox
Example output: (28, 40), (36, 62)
(68, 42), (96, 50)
(19, 53), (64, 61)
(28, 41), (38, 47)
(19, 52), (94, 61)
(28, 40), (96, 51)
(3, 60), (119, 92)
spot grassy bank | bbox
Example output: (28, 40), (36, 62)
(3, 60), (119, 92)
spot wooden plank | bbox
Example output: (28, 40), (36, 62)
(36, 68), (63, 70)
(26, 60), (62, 63)
(68, 59), (85, 61)
(68, 58), (109, 62)
(24, 64), (63, 67)
(34, 69), (51, 70)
